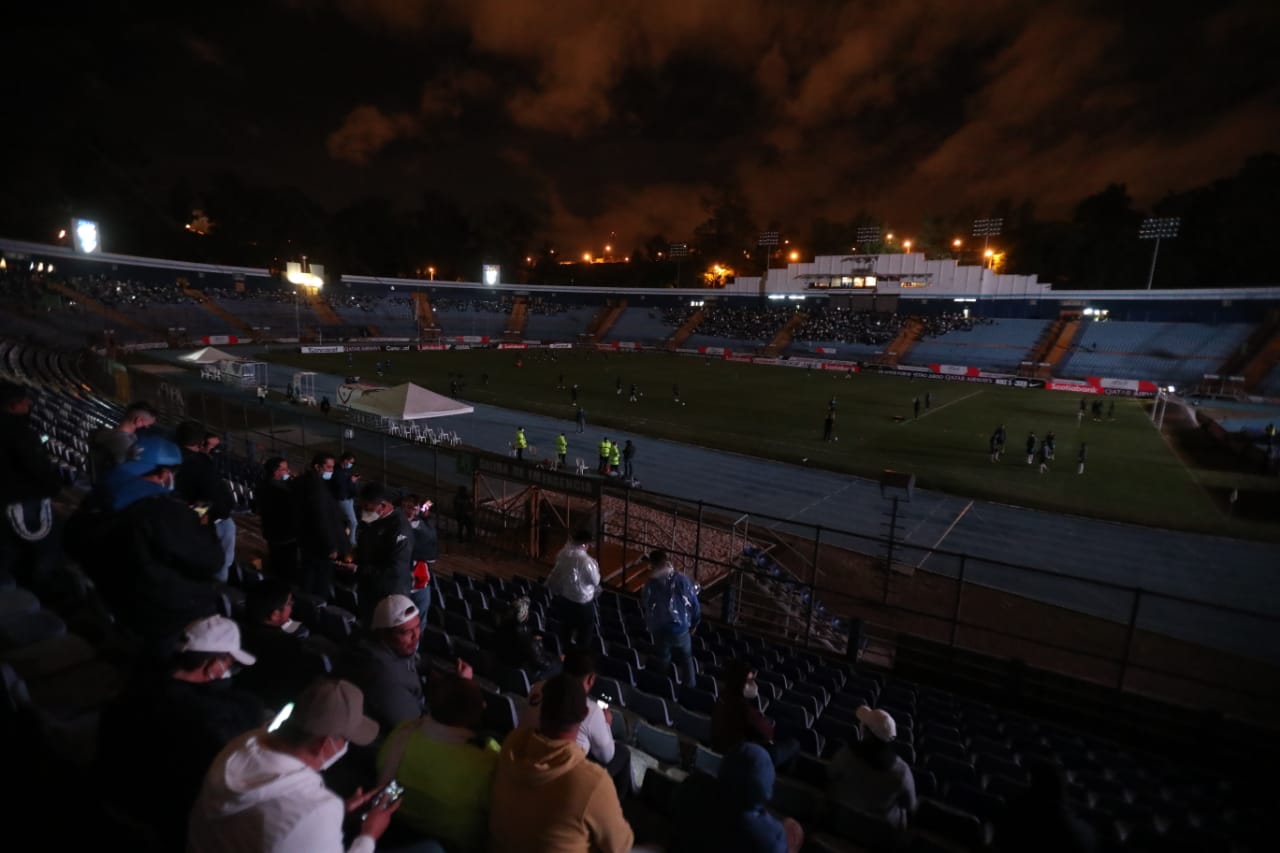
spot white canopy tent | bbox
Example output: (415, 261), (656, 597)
(180, 346), (241, 364)
(340, 382), (473, 421)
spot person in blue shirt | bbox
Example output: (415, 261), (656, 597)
(641, 549), (700, 686)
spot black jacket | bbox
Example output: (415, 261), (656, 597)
(328, 466), (359, 501)
(292, 471), (349, 559)
(88, 489), (223, 649)
(175, 448), (233, 521)
(0, 412), (62, 504)
(356, 510), (414, 599)
(255, 477), (296, 543)
(408, 517), (438, 562)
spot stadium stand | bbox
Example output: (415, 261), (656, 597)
(524, 297), (600, 341)
(0, 334), (1270, 851)
(905, 319), (1051, 372)
(605, 305), (678, 344)
(431, 296), (511, 338)
(1058, 321), (1256, 386)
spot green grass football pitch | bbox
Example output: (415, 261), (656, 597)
(266, 348), (1259, 536)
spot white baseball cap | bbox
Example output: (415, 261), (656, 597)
(180, 615), (256, 665)
(855, 705), (897, 742)
(372, 594), (420, 630)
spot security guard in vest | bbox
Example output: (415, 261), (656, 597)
(609, 439), (622, 477)
(598, 436), (611, 474)
(555, 432), (568, 469)
(514, 426), (528, 461)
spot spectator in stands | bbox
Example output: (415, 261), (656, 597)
(331, 451), (361, 548)
(712, 660), (798, 768)
(401, 493), (437, 622)
(998, 758), (1097, 852)
(293, 452), (348, 598)
(453, 485), (476, 542)
(0, 382), (64, 593)
(86, 434), (223, 655)
(96, 615), (264, 849)
(546, 528), (601, 649)
(523, 647), (630, 797)
(670, 742), (804, 853)
(827, 706), (917, 831)
(341, 594), (425, 732)
(490, 674), (634, 853)
(87, 399), (158, 484)
(642, 549), (700, 686)
(350, 482), (414, 626)
(236, 578), (325, 709)
(175, 420), (236, 582)
(494, 596), (558, 682)
(188, 678), (399, 853)
(377, 674), (500, 852)
(257, 456), (299, 584)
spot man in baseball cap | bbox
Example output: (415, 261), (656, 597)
(340, 594), (425, 732)
(179, 614), (258, 667)
(189, 678), (398, 852)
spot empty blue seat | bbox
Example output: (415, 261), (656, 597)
(635, 669), (676, 702)
(678, 684), (717, 715)
(671, 705), (712, 744)
(635, 721), (682, 764)
(694, 744), (722, 777)
(626, 688), (672, 727)
(597, 656), (635, 686)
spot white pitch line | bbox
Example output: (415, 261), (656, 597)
(916, 499), (974, 569)
(904, 388), (987, 423)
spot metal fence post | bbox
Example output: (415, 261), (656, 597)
(693, 501), (704, 586)
(1118, 588), (1143, 691)
(622, 490), (631, 590)
(951, 555), (966, 648)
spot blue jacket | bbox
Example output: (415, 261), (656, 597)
(642, 570), (701, 637)
(671, 743), (788, 853)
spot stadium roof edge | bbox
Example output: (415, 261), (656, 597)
(0, 237), (272, 278)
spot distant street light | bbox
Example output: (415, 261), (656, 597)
(427, 266), (436, 280)
(952, 238), (962, 248)
(903, 240), (912, 253)
(1139, 217), (1180, 291)
(788, 249), (800, 262)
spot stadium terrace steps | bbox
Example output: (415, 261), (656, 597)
(1216, 310), (1280, 391)
(43, 279), (164, 340)
(178, 278), (254, 336)
(763, 311), (808, 357)
(503, 295), (529, 341)
(581, 298), (627, 341)
(414, 292), (439, 340)
(668, 307), (706, 349)
(306, 290), (343, 327)
(876, 317), (924, 366)
(1022, 313), (1082, 377)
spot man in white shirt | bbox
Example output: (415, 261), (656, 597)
(187, 678), (400, 853)
(546, 529), (600, 649)
(521, 648), (632, 798)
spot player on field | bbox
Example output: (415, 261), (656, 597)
(616, 376), (623, 396)
(924, 391), (932, 410)
(1038, 441), (1052, 474)
(1025, 431), (1037, 465)
(913, 397), (921, 419)
(1044, 431), (1056, 461)
(1077, 442), (1088, 474)
(990, 424), (1007, 462)
(823, 412), (835, 442)
(629, 383), (639, 403)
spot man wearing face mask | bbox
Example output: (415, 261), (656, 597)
(87, 399), (157, 485)
(293, 452), (349, 598)
(88, 434), (224, 656)
(188, 678), (399, 853)
(330, 451), (361, 548)
(175, 420), (237, 583)
(257, 456), (299, 584)
(400, 493), (437, 624)
(96, 615), (264, 850)
(349, 483), (414, 627)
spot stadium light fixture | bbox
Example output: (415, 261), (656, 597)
(669, 242), (690, 286)
(972, 217), (1002, 259)
(855, 225), (882, 246)
(72, 218), (100, 254)
(1139, 216), (1180, 291)
(483, 264), (500, 286)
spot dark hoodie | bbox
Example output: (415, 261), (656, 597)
(671, 743), (788, 853)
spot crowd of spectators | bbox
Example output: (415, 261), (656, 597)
(665, 303), (801, 341)
(917, 311), (991, 338)
(796, 309), (907, 346)
(430, 295), (508, 313)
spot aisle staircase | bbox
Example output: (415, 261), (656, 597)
(414, 293), (439, 341)
(668, 308), (705, 349)
(307, 291), (343, 327)
(875, 317), (924, 366)
(178, 278), (254, 336)
(761, 312), (807, 357)
(580, 299), (627, 342)
(1217, 310), (1280, 391)
(504, 296), (529, 342)
(1022, 312), (1080, 377)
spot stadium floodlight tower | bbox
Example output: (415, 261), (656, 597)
(855, 225), (882, 249)
(1139, 216), (1180, 291)
(669, 242), (689, 286)
(286, 258), (325, 343)
(972, 218), (1002, 262)
(757, 231), (779, 293)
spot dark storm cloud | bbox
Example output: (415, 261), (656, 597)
(321, 0), (1280, 250)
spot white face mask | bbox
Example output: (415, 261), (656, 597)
(360, 510), (382, 524)
(319, 739), (349, 771)
(742, 682), (759, 700)
(321, 470), (334, 480)
(409, 519), (420, 528)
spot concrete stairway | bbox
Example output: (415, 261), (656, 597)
(178, 279), (254, 336)
(668, 308), (705, 349)
(762, 312), (807, 357)
(504, 296), (529, 342)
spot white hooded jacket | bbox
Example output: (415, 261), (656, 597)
(187, 728), (375, 853)
(547, 542), (601, 604)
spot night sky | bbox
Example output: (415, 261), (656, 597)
(8, 0), (1280, 254)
